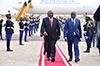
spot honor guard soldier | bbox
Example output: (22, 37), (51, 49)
(83, 16), (94, 53)
(31, 17), (35, 35)
(34, 18), (36, 33)
(35, 17), (40, 32)
(0, 19), (4, 40)
(6, 14), (14, 51)
(19, 17), (24, 45)
(29, 17), (32, 36)
(24, 18), (29, 42)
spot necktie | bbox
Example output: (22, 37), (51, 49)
(50, 19), (52, 27)
(73, 19), (74, 26)
(72, 19), (74, 26)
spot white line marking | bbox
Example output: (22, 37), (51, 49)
(42, 47), (45, 66)
(56, 45), (69, 66)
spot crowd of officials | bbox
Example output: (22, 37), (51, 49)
(40, 8), (100, 63)
(0, 14), (40, 51)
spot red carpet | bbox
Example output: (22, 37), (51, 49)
(39, 40), (72, 66)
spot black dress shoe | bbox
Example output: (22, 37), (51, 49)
(25, 40), (28, 42)
(75, 58), (80, 63)
(51, 58), (55, 62)
(68, 58), (72, 62)
(47, 57), (50, 61)
(7, 49), (13, 52)
(84, 50), (90, 53)
(20, 44), (24, 45)
(1, 38), (4, 40)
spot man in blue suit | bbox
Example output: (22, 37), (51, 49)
(64, 11), (82, 63)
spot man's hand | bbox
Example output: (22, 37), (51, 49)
(79, 39), (81, 42)
(58, 36), (60, 40)
(44, 32), (48, 36)
(2, 25), (5, 27)
(97, 36), (100, 38)
(40, 34), (43, 37)
(65, 38), (68, 42)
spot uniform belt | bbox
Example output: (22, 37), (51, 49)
(29, 24), (32, 25)
(25, 26), (29, 28)
(25, 26), (28, 27)
(20, 29), (24, 31)
(7, 27), (14, 29)
(32, 24), (35, 25)
(35, 23), (38, 24)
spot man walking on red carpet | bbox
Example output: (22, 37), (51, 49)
(41, 10), (60, 62)
(64, 11), (82, 63)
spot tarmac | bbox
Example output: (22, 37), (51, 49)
(0, 18), (100, 66)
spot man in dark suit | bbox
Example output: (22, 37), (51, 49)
(41, 10), (60, 62)
(0, 19), (4, 40)
(64, 11), (82, 63)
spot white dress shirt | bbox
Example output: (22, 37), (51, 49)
(49, 17), (53, 23)
(71, 18), (76, 35)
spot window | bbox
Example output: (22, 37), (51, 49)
(18, 2), (22, 4)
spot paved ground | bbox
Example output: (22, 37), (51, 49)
(0, 34), (100, 66)
(0, 18), (100, 66)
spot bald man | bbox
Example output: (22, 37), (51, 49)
(41, 10), (60, 62)
(64, 11), (82, 63)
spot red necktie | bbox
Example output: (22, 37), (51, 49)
(50, 19), (52, 27)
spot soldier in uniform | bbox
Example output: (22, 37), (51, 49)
(24, 18), (29, 42)
(19, 17), (24, 45)
(29, 17), (32, 36)
(0, 19), (4, 40)
(31, 17), (35, 35)
(34, 18), (36, 33)
(83, 16), (95, 53)
(6, 14), (14, 51)
(34, 17), (40, 33)
(36, 16), (40, 32)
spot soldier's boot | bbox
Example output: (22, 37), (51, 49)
(6, 42), (13, 51)
(1, 34), (3, 40)
(24, 36), (28, 42)
(34, 29), (36, 33)
(29, 31), (31, 37)
(31, 30), (33, 35)
(84, 43), (90, 53)
(19, 38), (24, 45)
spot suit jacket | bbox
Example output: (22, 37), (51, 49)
(94, 5), (100, 21)
(41, 17), (60, 40)
(64, 18), (82, 40)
